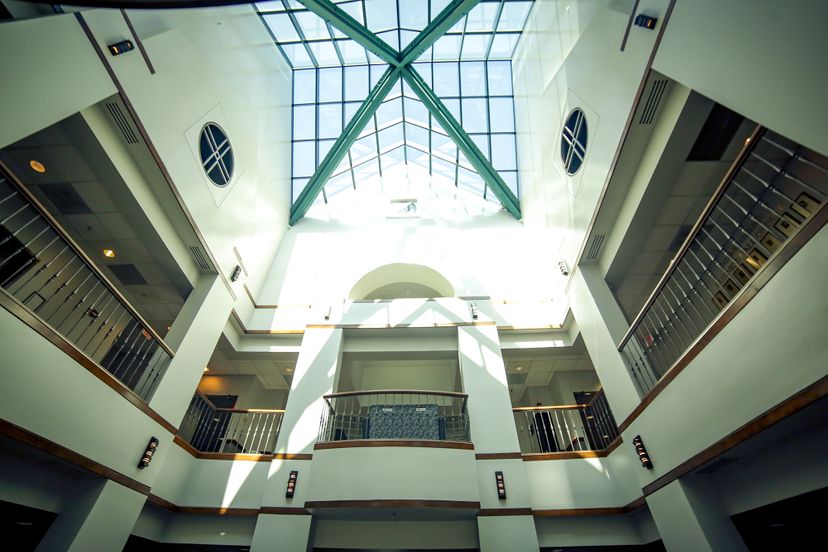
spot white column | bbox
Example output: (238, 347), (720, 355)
(148, 274), (235, 426)
(478, 516), (540, 552)
(569, 265), (642, 422)
(251, 514), (312, 552)
(647, 478), (748, 552)
(458, 324), (521, 453)
(36, 478), (146, 552)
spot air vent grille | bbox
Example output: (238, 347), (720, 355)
(188, 245), (212, 271)
(104, 102), (139, 145)
(585, 233), (606, 262)
(638, 79), (668, 125)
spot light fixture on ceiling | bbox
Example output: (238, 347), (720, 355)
(203, 367), (210, 372)
(102, 248), (116, 259)
(284, 367), (294, 374)
(29, 160), (46, 173)
(515, 366), (524, 372)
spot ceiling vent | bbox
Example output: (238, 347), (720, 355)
(638, 79), (668, 125)
(584, 233), (606, 262)
(188, 245), (212, 272)
(40, 183), (92, 215)
(104, 101), (139, 145)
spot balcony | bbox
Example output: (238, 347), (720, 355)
(513, 388), (620, 455)
(318, 390), (470, 444)
(177, 392), (284, 455)
(619, 128), (828, 395)
(0, 163), (173, 401)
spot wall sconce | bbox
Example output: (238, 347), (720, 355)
(285, 471), (298, 498)
(632, 435), (653, 469)
(558, 260), (569, 276)
(324, 306), (331, 320)
(634, 14), (658, 29)
(230, 265), (242, 282)
(469, 302), (479, 320)
(495, 471), (506, 499)
(137, 437), (159, 469)
(108, 40), (135, 56)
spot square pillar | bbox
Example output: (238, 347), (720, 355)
(647, 477), (747, 552)
(36, 478), (146, 552)
(458, 324), (521, 454)
(569, 265), (643, 422)
(477, 515), (539, 552)
(148, 274), (235, 426)
(251, 514), (312, 552)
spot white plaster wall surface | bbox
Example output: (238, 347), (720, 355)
(162, 514), (256, 545)
(81, 7), (293, 297)
(306, 448), (479, 503)
(475, 458), (533, 509)
(311, 520), (479, 550)
(654, 0), (828, 156)
(624, 226), (828, 491)
(0, 14), (115, 149)
(0, 447), (82, 513)
(524, 457), (623, 509)
(175, 459), (269, 509)
(148, 441), (193, 506)
(535, 514), (650, 547)
(513, 0), (671, 265)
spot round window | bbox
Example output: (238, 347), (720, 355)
(560, 108), (588, 175)
(199, 123), (234, 187)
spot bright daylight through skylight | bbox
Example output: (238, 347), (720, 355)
(255, 0), (534, 223)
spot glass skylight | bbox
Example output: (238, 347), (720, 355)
(255, 0), (534, 219)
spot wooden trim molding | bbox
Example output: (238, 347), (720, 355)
(260, 507), (311, 515)
(148, 496), (310, 516)
(605, 436), (623, 455)
(521, 447), (617, 461)
(642, 375), (828, 497)
(314, 440), (474, 451)
(0, 417), (150, 496)
(305, 500), (481, 510)
(619, 202), (828, 434)
(475, 452), (523, 460)
(479, 508), (533, 516)
(533, 498), (645, 517)
(0, 291), (177, 434)
(172, 437), (311, 461)
(306, 321), (497, 330)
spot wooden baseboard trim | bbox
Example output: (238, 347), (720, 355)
(260, 507), (311, 515)
(305, 499), (481, 510)
(147, 495), (309, 516)
(475, 452), (523, 460)
(643, 375), (828, 497)
(522, 450), (605, 461)
(0, 291), (177, 435)
(314, 440), (474, 451)
(618, 203), (828, 434)
(479, 508), (533, 516)
(605, 436), (623, 454)
(532, 497), (644, 517)
(0, 417), (150, 496)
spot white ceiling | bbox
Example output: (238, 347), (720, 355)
(502, 336), (594, 403)
(205, 336), (298, 389)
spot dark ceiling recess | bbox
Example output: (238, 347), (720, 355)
(39, 183), (92, 215)
(108, 264), (147, 286)
(0, 499), (58, 551)
(687, 103), (745, 161)
(731, 486), (826, 551)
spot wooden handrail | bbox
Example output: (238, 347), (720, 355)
(323, 389), (468, 399)
(616, 125), (765, 350)
(0, 161), (176, 357)
(512, 404), (590, 412)
(214, 408), (286, 414)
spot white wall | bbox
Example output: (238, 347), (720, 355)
(513, 0), (671, 265)
(654, 0), (828, 156)
(312, 520), (478, 550)
(80, 6), (293, 299)
(535, 511), (657, 547)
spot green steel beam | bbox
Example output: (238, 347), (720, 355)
(399, 0), (481, 66)
(297, 0), (400, 66)
(401, 65), (522, 219)
(289, 66), (401, 225)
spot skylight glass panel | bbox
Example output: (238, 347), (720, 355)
(337, 1), (365, 25)
(432, 62), (459, 97)
(293, 141), (315, 177)
(489, 97), (515, 132)
(293, 105), (316, 140)
(399, 0), (427, 30)
(462, 98), (488, 133)
(318, 68), (343, 102)
(318, 104), (343, 139)
(498, 1), (533, 31)
(460, 62), (486, 96)
(263, 13), (300, 42)
(344, 66), (370, 101)
(308, 41), (341, 66)
(294, 69), (316, 103)
(295, 11), (331, 40)
(487, 61), (512, 95)
(465, 2), (500, 33)
(461, 34), (490, 60)
(365, 0), (398, 33)
(431, 35), (463, 60)
(488, 33), (519, 58)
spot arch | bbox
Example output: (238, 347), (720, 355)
(349, 263), (455, 300)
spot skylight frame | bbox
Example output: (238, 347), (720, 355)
(255, 0), (533, 223)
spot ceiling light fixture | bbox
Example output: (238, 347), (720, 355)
(102, 248), (116, 258)
(203, 367), (210, 372)
(29, 160), (46, 173)
(515, 366), (524, 372)
(285, 367), (294, 373)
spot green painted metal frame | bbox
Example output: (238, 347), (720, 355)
(290, 0), (522, 224)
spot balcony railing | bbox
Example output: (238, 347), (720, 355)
(0, 163), (174, 401)
(513, 388), (620, 454)
(318, 390), (470, 443)
(619, 127), (828, 395)
(178, 393), (285, 454)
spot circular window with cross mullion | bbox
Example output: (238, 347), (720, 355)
(561, 108), (588, 175)
(199, 123), (234, 187)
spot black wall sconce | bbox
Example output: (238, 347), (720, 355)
(137, 437), (159, 469)
(230, 265), (242, 282)
(634, 14), (658, 30)
(632, 435), (653, 469)
(470, 302), (479, 320)
(558, 260), (569, 276)
(285, 470), (298, 498)
(108, 40), (134, 56)
(495, 471), (506, 500)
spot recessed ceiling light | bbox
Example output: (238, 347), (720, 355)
(102, 248), (116, 258)
(285, 367), (294, 373)
(203, 367), (210, 372)
(515, 366), (524, 371)
(29, 160), (46, 173)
